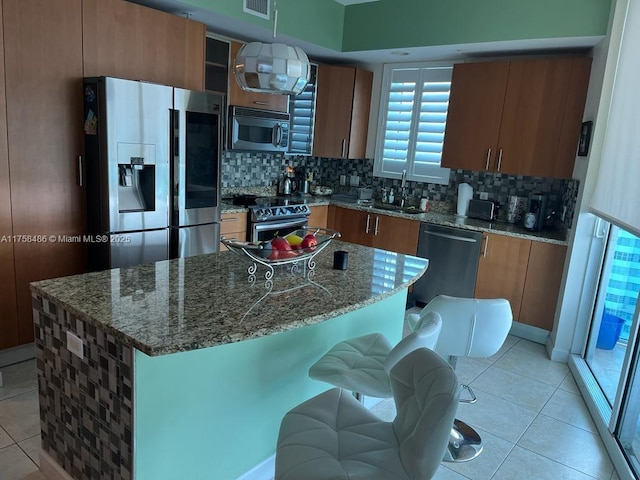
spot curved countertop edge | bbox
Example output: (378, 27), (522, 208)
(159, 269), (425, 356)
(221, 198), (567, 246)
(30, 244), (428, 357)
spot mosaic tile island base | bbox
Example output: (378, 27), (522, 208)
(31, 241), (427, 480)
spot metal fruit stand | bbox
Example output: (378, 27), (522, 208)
(221, 226), (341, 281)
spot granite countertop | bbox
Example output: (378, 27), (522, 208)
(330, 201), (568, 246)
(31, 240), (427, 357)
(221, 196), (567, 245)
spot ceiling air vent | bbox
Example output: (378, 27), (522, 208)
(243, 0), (270, 20)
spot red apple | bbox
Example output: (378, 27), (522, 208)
(301, 234), (318, 250)
(271, 237), (292, 251)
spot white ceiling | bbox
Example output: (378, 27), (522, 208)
(128, 0), (601, 65)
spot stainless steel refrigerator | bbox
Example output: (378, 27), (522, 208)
(83, 77), (223, 270)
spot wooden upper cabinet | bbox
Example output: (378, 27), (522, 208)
(82, 0), (205, 90)
(228, 41), (288, 112)
(498, 57), (591, 178)
(441, 57), (591, 179)
(3, 0), (87, 345)
(0, 0), (19, 349)
(474, 233), (531, 322)
(519, 242), (567, 330)
(441, 61), (509, 172)
(313, 65), (373, 159)
(551, 57), (592, 179)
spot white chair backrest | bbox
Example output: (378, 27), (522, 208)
(384, 311), (442, 373)
(390, 348), (460, 479)
(421, 295), (513, 358)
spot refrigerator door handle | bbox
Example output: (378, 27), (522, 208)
(77, 155), (83, 187)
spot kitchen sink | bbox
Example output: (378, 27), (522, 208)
(370, 204), (425, 214)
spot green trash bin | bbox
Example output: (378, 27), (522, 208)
(596, 313), (624, 350)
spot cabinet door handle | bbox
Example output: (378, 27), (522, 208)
(374, 216), (380, 236)
(497, 149), (503, 171)
(365, 214), (371, 234)
(485, 148), (491, 170)
(254, 101), (269, 106)
(221, 217), (239, 222)
(77, 155), (83, 187)
(341, 139), (347, 158)
(482, 235), (489, 257)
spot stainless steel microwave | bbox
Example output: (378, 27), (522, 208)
(228, 106), (290, 152)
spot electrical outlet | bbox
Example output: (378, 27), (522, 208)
(350, 175), (360, 187)
(479, 192), (489, 200)
(66, 331), (84, 359)
(339, 175), (346, 186)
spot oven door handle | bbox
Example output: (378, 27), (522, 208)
(251, 217), (309, 242)
(273, 124), (283, 147)
(253, 218), (308, 234)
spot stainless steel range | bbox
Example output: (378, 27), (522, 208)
(228, 195), (311, 242)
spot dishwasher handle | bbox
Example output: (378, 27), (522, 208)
(422, 230), (479, 243)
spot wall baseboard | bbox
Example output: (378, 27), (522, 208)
(40, 451), (74, 480)
(510, 321), (549, 346)
(0, 343), (35, 368)
(236, 455), (275, 480)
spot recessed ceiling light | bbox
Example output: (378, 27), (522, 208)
(390, 51), (410, 56)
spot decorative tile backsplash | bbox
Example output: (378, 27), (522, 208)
(221, 152), (578, 227)
(33, 293), (133, 480)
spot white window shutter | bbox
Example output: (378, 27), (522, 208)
(375, 63), (453, 184)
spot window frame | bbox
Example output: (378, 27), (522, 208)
(373, 61), (456, 185)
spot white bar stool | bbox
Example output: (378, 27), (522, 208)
(407, 295), (513, 462)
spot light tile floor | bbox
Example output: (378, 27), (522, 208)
(0, 336), (622, 480)
(371, 335), (621, 480)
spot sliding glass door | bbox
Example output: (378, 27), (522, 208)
(617, 331), (640, 475)
(585, 222), (640, 476)
(586, 225), (640, 404)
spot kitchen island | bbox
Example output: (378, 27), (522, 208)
(31, 240), (428, 480)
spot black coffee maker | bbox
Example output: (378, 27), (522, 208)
(525, 193), (548, 231)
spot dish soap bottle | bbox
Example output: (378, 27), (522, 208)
(388, 189), (395, 204)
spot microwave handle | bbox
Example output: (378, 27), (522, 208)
(273, 123), (283, 147)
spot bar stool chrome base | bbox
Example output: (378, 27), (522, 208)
(444, 419), (483, 462)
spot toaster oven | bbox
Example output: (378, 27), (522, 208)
(467, 199), (499, 221)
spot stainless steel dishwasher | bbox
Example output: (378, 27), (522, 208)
(412, 223), (483, 306)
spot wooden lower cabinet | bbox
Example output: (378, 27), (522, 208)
(373, 214), (420, 256)
(475, 233), (531, 322)
(308, 205), (328, 229)
(328, 206), (419, 255)
(475, 232), (567, 329)
(519, 242), (567, 330)
(329, 206), (372, 246)
(220, 212), (248, 250)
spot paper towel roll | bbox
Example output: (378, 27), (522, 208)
(457, 183), (473, 217)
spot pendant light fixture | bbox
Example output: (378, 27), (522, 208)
(233, 0), (310, 95)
